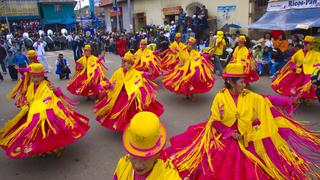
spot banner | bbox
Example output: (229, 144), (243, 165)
(268, 0), (320, 11)
(217, 6), (236, 12)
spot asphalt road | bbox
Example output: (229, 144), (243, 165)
(0, 50), (319, 180)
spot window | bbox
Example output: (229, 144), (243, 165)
(54, 4), (62, 12)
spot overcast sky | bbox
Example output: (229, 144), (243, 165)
(74, 0), (90, 10)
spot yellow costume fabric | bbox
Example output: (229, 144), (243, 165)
(114, 155), (181, 180)
(161, 41), (186, 70)
(214, 38), (226, 56)
(173, 88), (319, 179)
(162, 48), (214, 95)
(290, 49), (320, 74)
(77, 54), (105, 82)
(134, 48), (162, 78)
(67, 54), (106, 96)
(1, 80), (89, 158)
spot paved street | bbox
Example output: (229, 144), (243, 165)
(0, 50), (319, 180)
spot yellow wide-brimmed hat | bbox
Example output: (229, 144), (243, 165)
(84, 44), (92, 51)
(123, 52), (135, 64)
(223, 63), (247, 78)
(239, 35), (246, 42)
(217, 31), (224, 37)
(123, 112), (167, 158)
(187, 37), (196, 44)
(303, 36), (316, 44)
(28, 63), (45, 75)
(175, 33), (182, 38)
(27, 50), (37, 57)
(140, 39), (147, 45)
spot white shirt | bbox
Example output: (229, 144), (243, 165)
(33, 41), (47, 56)
(264, 39), (273, 48)
(66, 35), (73, 42)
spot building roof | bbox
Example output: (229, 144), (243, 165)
(39, 0), (75, 4)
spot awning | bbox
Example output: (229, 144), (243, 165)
(249, 8), (320, 30)
(40, 15), (75, 25)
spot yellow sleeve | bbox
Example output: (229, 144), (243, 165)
(209, 93), (222, 122)
(246, 93), (278, 142)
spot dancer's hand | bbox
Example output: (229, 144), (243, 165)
(232, 132), (243, 140)
(292, 94), (302, 105)
(48, 81), (56, 92)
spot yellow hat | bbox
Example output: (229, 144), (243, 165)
(28, 63), (45, 75)
(187, 37), (197, 44)
(175, 33), (181, 38)
(223, 63), (247, 78)
(217, 31), (224, 37)
(147, 43), (157, 51)
(303, 36), (315, 44)
(239, 35), (246, 42)
(140, 39), (147, 45)
(123, 112), (167, 158)
(84, 44), (92, 51)
(123, 52), (135, 64)
(27, 50), (37, 57)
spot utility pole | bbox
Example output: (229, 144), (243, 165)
(128, 0), (132, 32)
(3, 0), (11, 34)
(116, 1), (120, 32)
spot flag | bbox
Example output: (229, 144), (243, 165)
(113, 0), (117, 11)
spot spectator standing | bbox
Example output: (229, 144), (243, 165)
(183, 28), (195, 43)
(211, 31), (226, 76)
(156, 31), (170, 52)
(4, 50), (18, 81)
(66, 33), (73, 50)
(0, 43), (7, 74)
(229, 34), (238, 49)
(14, 49), (29, 69)
(33, 38), (49, 72)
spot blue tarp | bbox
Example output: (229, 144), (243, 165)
(249, 8), (320, 30)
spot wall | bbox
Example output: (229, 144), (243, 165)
(41, 3), (75, 19)
(132, 0), (251, 33)
(133, 0), (162, 25)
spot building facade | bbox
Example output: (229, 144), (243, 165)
(0, 0), (39, 21)
(101, 0), (268, 34)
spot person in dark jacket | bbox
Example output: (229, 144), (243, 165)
(269, 48), (286, 77)
(55, 53), (71, 80)
(0, 44), (7, 75)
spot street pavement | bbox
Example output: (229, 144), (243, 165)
(0, 50), (319, 180)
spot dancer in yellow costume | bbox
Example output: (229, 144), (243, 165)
(114, 112), (181, 180)
(161, 33), (187, 72)
(272, 36), (320, 100)
(133, 39), (162, 80)
(0, 63), (90, 159)
(94, 53), (164, 131)
(162, 37), (214, 99)
(164, 63), (319, 179)
(67, 45), (106, 96)
(7, 50), (40, 107)
(229, 35), (259, 83)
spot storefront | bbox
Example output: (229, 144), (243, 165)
(162, 6), (182, 23)
(249, 0), (320, 31)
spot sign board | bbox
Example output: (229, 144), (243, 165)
(217, 6), (236, 12)
(268, 0), (320, 11)
(109, 7), (122, 17)
(162, 6), (182, 16)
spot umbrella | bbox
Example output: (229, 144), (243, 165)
(223, 23), (241, 29)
